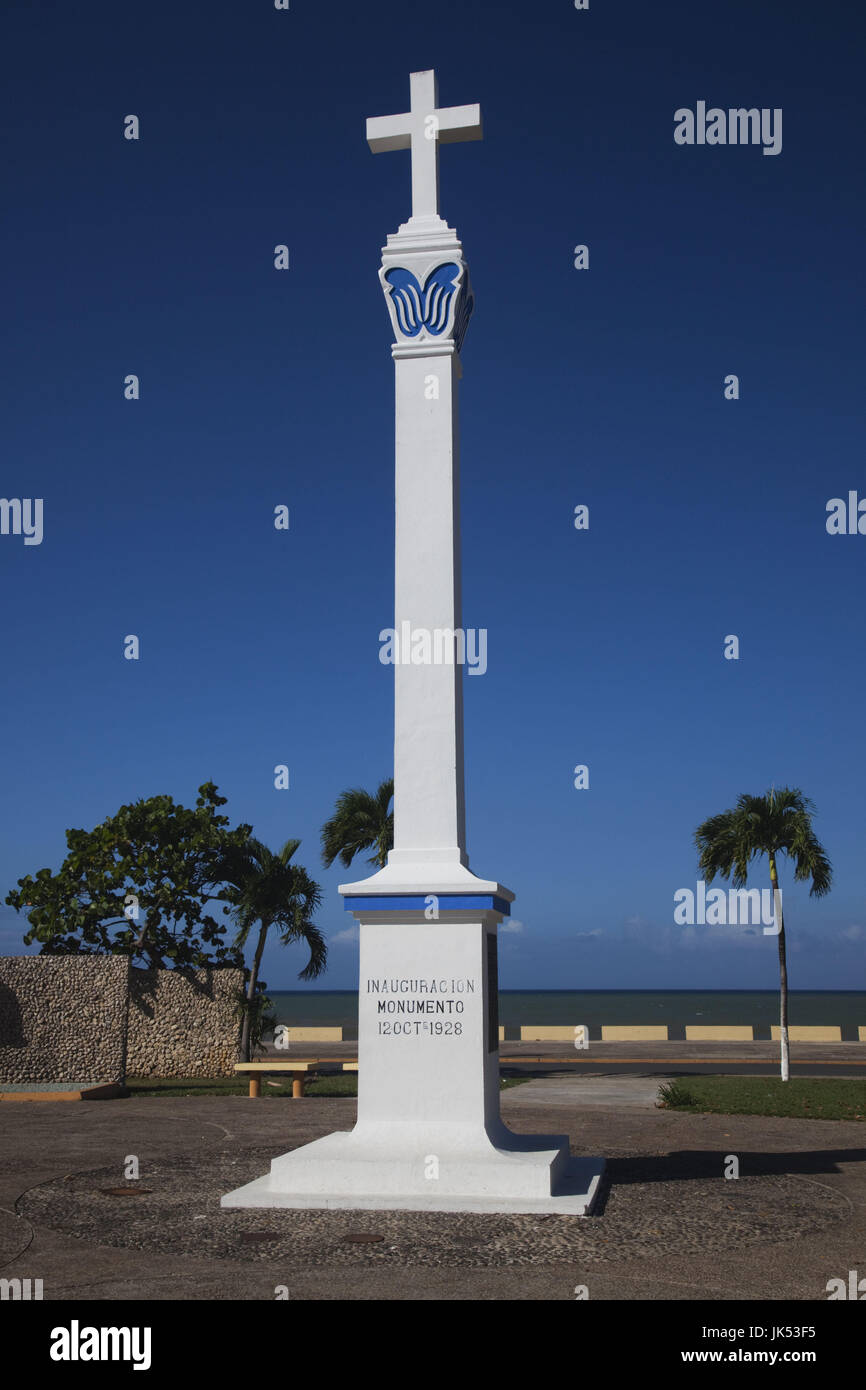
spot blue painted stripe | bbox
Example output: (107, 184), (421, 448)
(342, 894), (511, 916)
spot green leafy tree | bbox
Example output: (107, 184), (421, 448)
(320, 778), (393, 871)
(220, 838), (326, 1061)
(5, 782), (251, 970)
(694, 788), (832, 1081)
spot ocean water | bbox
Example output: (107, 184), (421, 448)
(267, 989), (866, 1039)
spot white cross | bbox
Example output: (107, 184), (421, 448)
(366, 70), (482, 221)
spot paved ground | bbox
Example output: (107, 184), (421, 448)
(504, 1076), (665, 1108)
(2, 1082), (864, 1301)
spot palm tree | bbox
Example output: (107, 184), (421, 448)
(694, 788), (831, 1081)
(321, 778), (394, 871)
(221, 838), (326, 1062)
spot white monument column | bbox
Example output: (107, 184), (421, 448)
(222, 72), (603, 1214)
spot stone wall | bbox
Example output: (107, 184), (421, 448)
(0, 955), (129, 1083)
(127, 966), (244, 1077)
(0, 957), (244, 1083)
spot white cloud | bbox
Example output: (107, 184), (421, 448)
(620, 917), (768, 953)
(499, 918), (525, 935)
(330, 924), (359, 946)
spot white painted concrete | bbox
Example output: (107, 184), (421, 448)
(367, 70), (482, 223)
(222, 71), (604, 1217)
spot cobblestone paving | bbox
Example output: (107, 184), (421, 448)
(20, 1144), (852, 1268)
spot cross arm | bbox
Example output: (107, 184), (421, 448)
(437, 104), (482, 143)
(367, 114), (411, 152)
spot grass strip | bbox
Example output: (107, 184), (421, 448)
(658, 1075), (866, 1121)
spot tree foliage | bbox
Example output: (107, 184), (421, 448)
(694, 788), (832, 896)
(694, 786), (831, 1081)
(320, 778), (394, 871)
(5, 782), (252, 969)
(220, 836), (326, 1061)
(222, 837), (325, 977)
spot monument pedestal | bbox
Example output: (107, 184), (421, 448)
(222, 914), (603, 1214)
(222, 1136), (603, 1216)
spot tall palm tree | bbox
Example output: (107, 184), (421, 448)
(321, 778), (394, 871)
(221, 838), (326, 1062)
(694, 788), (831, 1081)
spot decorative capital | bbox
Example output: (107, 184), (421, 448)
(378, 253), (474, 354)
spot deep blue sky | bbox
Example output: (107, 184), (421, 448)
(2, 0), (864, 991)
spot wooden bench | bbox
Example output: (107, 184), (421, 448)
(234, 1061), (358, 1098)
